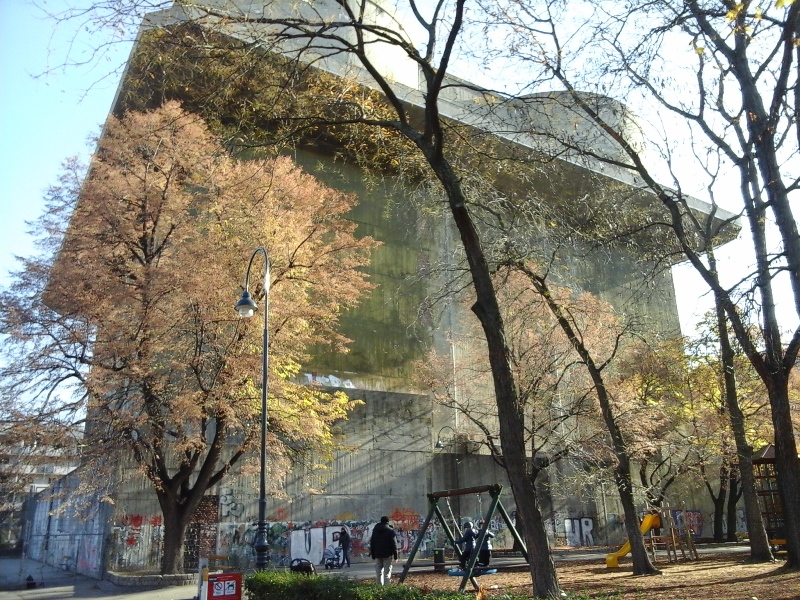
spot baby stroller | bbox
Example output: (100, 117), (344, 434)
(323, 545), (343, 569)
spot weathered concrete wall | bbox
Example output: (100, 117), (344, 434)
(26, 472), (109, 579)
(291, 149), (434, 391)
(24, 436), (728, 575)
(293, 146), (683, 391)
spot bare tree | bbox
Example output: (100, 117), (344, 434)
(480, 0), (800, 566)
(417, 267), (607, 498)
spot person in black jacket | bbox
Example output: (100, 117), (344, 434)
(454, 522), (478, 569)
(369, 516), (398, 585)
(338, 526), (352, 567)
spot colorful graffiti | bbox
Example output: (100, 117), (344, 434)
(671, 509), (704, 537)
(119, 514), (161, 547)
(217, 521), (293, 569)
(215, 507), (430, 567)
(115, 500), (695, 571)
(390, 508), (420, 530)
(111, 505), (713, 572)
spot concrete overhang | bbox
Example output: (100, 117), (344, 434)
(48, 0), (739, 312)
(136, 2), (739, 239)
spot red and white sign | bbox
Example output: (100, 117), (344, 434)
(206, 573), (242, 600)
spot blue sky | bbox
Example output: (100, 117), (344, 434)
(0, 0), (130, 280)
(0, 0), (795, 338)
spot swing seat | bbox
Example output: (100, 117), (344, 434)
(447, 568), (497, 577)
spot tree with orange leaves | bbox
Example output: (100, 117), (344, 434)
(0, 102), (377, 573)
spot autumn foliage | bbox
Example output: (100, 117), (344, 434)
(0, 101), (377, 572)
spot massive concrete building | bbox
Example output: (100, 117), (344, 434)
(24, 0), (738, 577)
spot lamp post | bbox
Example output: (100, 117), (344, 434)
(235, 247), (271, 570)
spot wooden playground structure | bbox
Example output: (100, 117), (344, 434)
(606, 507), (699, 568)
(753, 444), (787, 549)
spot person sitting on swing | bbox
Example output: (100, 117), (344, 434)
(454, 521), (478, 569)
(477, 520), (495, 566)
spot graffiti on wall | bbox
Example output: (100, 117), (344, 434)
(564, 518), (594, 547)
(484, 513), (514, 550)
(670, 509), (704, 537)
(218, 522), (254, 563)
(542, 512), (596, 547)
(219, 488), (246, 519)
(107, 503), (713, 573)
(110, 515), (164, 570)
(603, 509), (705, 541)
(119, 514), (163, 547)
(545, 511), (566, 545)
(112, 498), (640, 571)
(301, 373), (356, 388)
(215, 506), (429, 568)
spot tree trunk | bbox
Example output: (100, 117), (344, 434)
(738, 452), (773, 561)
(589, 368), (657, 574)
(155, 482), (211, 574)
(469, 257), (561, 598)
(433, 159), (561, 598)
(714, 290), (774, 560)
(522, 476), (561, 598)
(711, 474), (726, 543)
(160, 503), (191, 574)
(726, 475), (741, 543)
(615, 457), (659, 575)
(768, 380), (800, 569)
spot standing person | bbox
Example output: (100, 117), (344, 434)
(454, 521), (478, 569)
(369, 516), (397, 585)
(477, 521), (495, 566)
(338, 526), (352, 567)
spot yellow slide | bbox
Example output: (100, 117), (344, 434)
(606, 513), (661, 568)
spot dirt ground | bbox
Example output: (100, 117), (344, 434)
(401, 553), (800, 599)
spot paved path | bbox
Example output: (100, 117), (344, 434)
(0, 543), (750, 599)
(0, 558), (198, 600)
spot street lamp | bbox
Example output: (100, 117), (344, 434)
(235, 247), (271, 570)
(434, 425), (457, 450)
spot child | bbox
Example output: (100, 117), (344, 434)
(477, 520), (495, 566)
(454, 522), (478, 569)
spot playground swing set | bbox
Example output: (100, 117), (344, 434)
(398, 484), (528, 593)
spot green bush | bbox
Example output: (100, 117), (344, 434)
(245, 571), (492, 600)
(243, 571), (621, 599)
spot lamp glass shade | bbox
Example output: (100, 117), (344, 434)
(235, 291), (258, 318)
